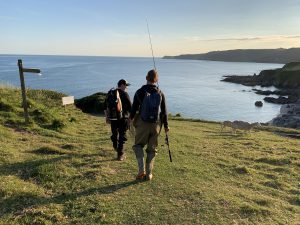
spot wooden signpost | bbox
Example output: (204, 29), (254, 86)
(17, 59), (41, 124)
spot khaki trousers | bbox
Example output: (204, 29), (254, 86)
(133, 115), (160, 153)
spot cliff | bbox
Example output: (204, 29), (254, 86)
(222, 62), (300, 89)
(222, 62), (300, 128)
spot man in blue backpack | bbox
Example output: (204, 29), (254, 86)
(104, 79), (132, 161)
(129, 70), (169, 180)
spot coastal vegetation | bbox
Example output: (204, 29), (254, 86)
(0, 86), (299, 224)
(163, 48), (300, 64)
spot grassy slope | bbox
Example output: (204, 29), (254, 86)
(0, 87), (300, 225)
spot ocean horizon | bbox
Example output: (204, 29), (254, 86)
(0, 54), (284, 123)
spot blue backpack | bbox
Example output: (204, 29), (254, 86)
(140, 90), (162, 123)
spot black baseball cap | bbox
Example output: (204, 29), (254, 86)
(118, 79), (131, 87)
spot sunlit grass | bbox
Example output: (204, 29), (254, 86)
(0, 86), (299, 224)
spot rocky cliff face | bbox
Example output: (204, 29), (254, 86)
(257, 62), (300, 88)
(222, 62), (300, 105)
(270, 101), (300, 129)
(222, 62), (300, 129)
(222, 62), (300, 89)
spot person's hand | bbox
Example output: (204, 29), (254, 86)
(165, 127), (170, 133)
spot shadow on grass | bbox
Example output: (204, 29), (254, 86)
(54, 180), (141, 201)
(31, 146), (67, 155)
(206, 131), (247, 139)
(255, 157), (291, 166)
(0, 180), (141, 217)
(0, 155), (72, 179)
(0, 192), (48, 217)
(0, 150), (118, 181)
(0, 149), (141, 217)
(71, 152), (118, 168)
(274, 131), (300, 139)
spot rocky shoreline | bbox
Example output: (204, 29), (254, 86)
(221, 62), (300, 129)
(269, 101), (300, 129)
(221, 76), (299, 104)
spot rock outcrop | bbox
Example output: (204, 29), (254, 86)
(269, 101), (300, 129)
(222, 62), (300, 89)
(255, 101), (263, 107)
(263, 96), (298, 104)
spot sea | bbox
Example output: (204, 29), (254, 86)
(0, 54), (284, 123)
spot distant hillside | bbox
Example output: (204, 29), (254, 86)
(163, 48), (300, 63)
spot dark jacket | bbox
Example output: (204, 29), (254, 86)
(130, 84), (168, 128)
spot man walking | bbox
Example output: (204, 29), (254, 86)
(130, 70), (169, 180)
(104, 79), (132, 161)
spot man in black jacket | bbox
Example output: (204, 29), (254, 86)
(130, 70), (169, 180)
(104, 79), (132, 161)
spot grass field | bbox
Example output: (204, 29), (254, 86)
(0, 86), (299, 225)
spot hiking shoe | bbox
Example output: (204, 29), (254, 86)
(136, 172), (146, 180)
(146, 174), (153, 181)
(117, 154), (126, 161)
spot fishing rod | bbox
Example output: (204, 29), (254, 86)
(165, 133), (172, 162)
(146, 19), (157, 71)
(146, 20), (172, 163)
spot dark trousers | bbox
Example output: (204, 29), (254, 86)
(110, 118), (128, 155)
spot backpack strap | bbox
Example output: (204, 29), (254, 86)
(116, 89), (123, 114)
(135, 87), (146, 106)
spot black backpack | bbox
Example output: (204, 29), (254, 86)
(106, 88), (122, 120)
(140, 89), (162, 123)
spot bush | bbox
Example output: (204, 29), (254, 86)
(50, 119), (65, 130)
(235, 166), (250, 174)
(0, 100), (15, 112)
(69, 117), (76, 122)
(75, 92), (106, 114)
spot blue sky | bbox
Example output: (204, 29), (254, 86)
(1, 0), (300, 56)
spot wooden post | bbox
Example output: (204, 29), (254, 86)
(18, 59), (29, 124)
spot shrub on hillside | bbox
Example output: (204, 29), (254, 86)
(32, 109), (53, 124)
(49, 119), (65, 130)
(75, 92), (106, 114)
(0, 99), (15, 112)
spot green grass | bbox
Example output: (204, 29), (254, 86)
(0, 86), (300, 224)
